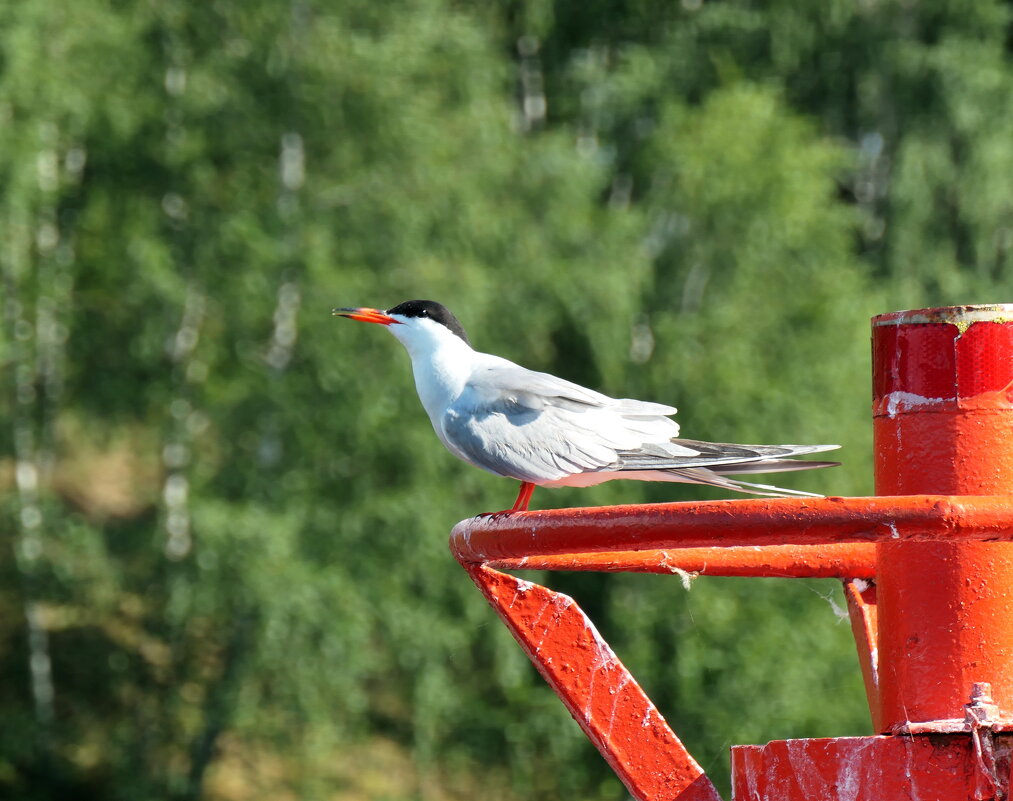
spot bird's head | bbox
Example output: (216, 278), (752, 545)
(333, 299), (472, 356)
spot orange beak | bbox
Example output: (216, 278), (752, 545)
(332, 307), (401, 325)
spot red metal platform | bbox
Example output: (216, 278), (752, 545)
(450, 305), (1013, 800)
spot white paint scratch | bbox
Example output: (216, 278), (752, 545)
(584, 664), (598, 723)
(582, 615), (619, 723)
(901, 734), (923, 801)
(529, 597), (557, 652)
(532, 594), (575, 653)
(508, 579), (535, 608)
(836, 738), (876, 801)
(603, 673), (632, 743)
(883, 390), (948, 418)
(587, 618), (619, 670)
(786, 740), (828, 798)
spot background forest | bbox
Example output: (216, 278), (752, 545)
(1, 0), (1011, 798)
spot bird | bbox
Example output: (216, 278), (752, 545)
(334, 299), (838, 515)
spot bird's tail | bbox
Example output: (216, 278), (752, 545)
(663, 467), (830, 498)
(614, 440), (841, 498)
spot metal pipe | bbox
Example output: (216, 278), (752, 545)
(451, 495), (1013, 561)
(482, 543), (877, 578)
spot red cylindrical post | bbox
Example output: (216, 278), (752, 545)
(873, 305), (1013, 729)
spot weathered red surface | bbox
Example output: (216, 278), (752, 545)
(873, 307), (1013, 730)
(450, 304), (1013, 801)
(732, 734), (1013, 800)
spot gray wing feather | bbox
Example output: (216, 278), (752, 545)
(442, 405), (619, 482)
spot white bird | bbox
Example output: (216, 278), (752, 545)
(335, 300), (838, 515)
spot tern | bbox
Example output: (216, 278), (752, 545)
(335, 300), (838, 515)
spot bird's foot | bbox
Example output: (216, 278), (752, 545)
(475, 509), (519, 520)
(476, 482), (536, 519)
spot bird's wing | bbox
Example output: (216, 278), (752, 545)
(441, 361), (840, 490)
(465, 363), (678, 416)
(441, 363), (683, 483)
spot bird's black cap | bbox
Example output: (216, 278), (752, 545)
(386, 300), (471, 345)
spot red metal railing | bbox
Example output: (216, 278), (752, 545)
(450, 305), (1013, 800)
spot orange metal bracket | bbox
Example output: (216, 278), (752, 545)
(843, 578), (880, 730)
(461, 561), (722, 801)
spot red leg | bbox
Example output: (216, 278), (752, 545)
(511, 481), (536, 512)
(477, 481), (537, 518)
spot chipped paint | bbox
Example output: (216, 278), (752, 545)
(873, 304), (1013, 334)
(507, 578), (535, 608)
(881, 391), (949, 418)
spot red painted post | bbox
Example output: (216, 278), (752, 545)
(873, 305), (1013, 729)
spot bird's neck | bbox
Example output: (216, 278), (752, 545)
(405, 337), (475, 422)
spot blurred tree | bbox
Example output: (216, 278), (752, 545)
(0, 0), (1010, 799)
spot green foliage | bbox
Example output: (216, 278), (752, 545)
(1, 0), (1011, 798)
